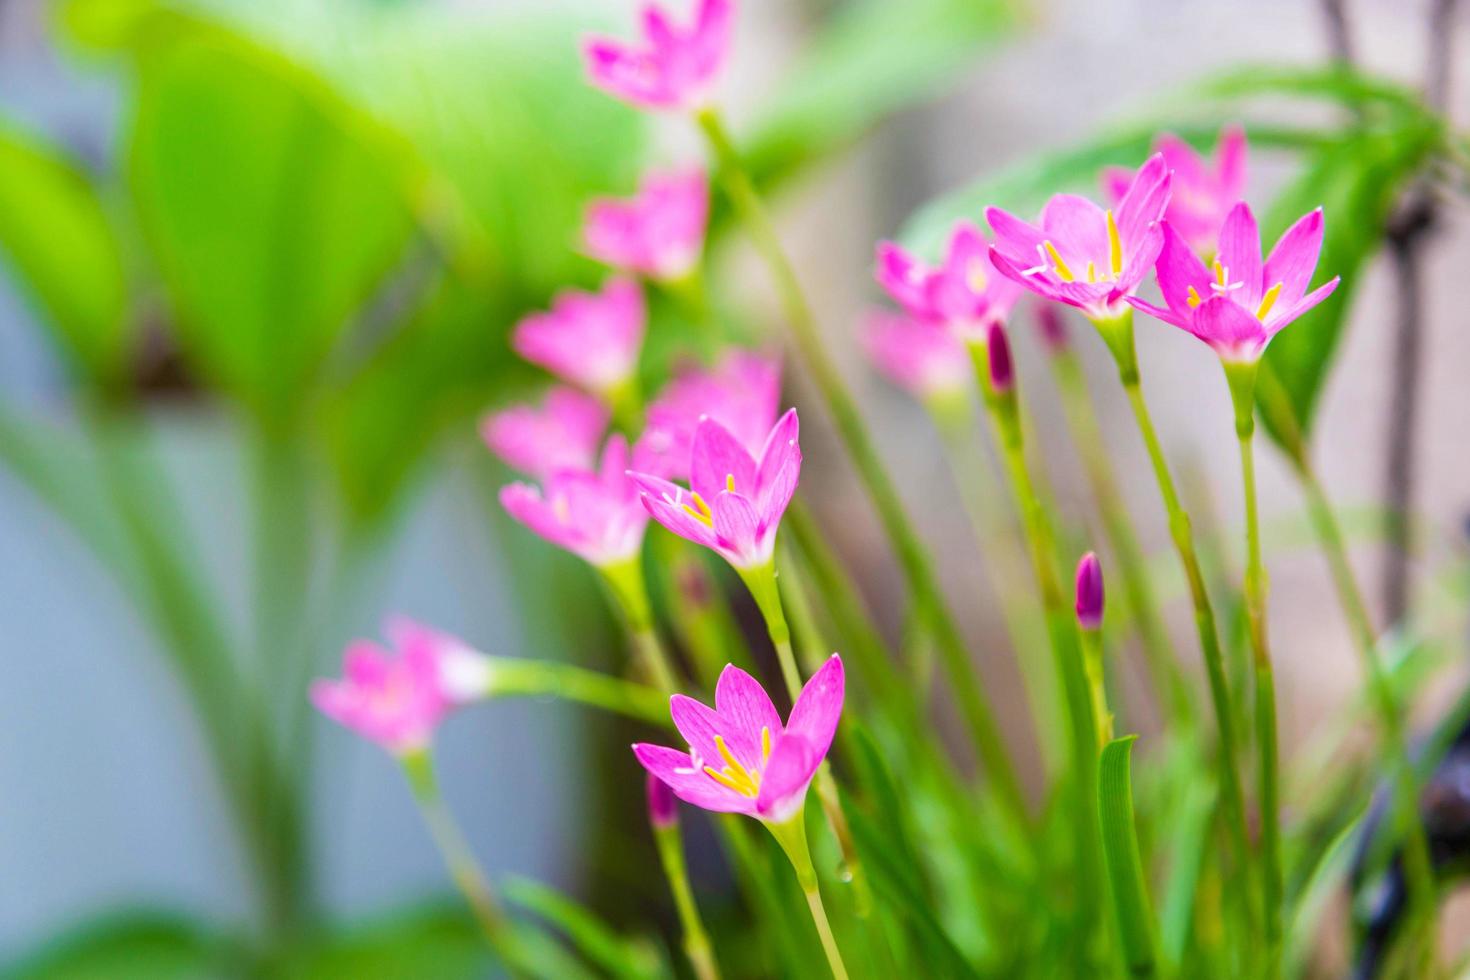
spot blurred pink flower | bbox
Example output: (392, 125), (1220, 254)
(311, 618), (489, 754)
(630, 408), (800, 570)
(500, 435), (649, 567)
(874, 221), (1021, 339)
(479, 386), (609, 479)
(634, 655), (844, 823)
(860, 309), (969, 401)
(638, 349), (781, 478)
(512, 278), (646, 398)
(584, 168), (709, 281)
(987, 154), (1172, 322)
(1128, 203), (1339, 362)
(583, 0), (735, 111)
(1104, 126), (1246, 257)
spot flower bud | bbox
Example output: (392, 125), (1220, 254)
(1075, 552), (1104, 630)
(987, 322), (1014, 393)
(1034, 303), (1069, 353)
(647, 773), (678, 830)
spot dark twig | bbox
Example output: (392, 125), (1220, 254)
(1319, 0), (1358, 63)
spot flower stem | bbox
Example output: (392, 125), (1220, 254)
(695, 105), (1025, 823)
(1080, 626), (1113, 748)
(1101, 312), (1254, 928)
(401, 751), (528, 978)
(484, 659), (671, 726)
(599, 557), (681, 694)
(654, 822), (722, 980)
(1047, 344), (1192, 727)
(767, 814), (851, 980)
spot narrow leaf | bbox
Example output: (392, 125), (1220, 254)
(1098, 736), (1160, 977)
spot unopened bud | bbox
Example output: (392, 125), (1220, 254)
(647, 773), (678, 829)
(1035, 303), (1069, 353)
(1075, 552), (1104, 630)
(987, 322), (1014, 393)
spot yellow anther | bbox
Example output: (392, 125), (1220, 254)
(761, 726), (771, 763)
(703, 766), (749, 794)
(1106, 209), (1123, 277)
(682, 491), (714, 527)
(967, 260), (989, 292)
(1085, 260), (1097, 283)
(705, 734), (762, 797)
(1043, 241), (1074, 282)
(725, 473), (736, 493)
(1255, 282), (1283, 321)
(1187, 285), (1202, 309)
(1213, 259), (1227, 287)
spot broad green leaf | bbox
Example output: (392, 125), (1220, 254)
(1098, 736), (1160, 978)
(0, 124), (128, 384)
(6, 911), (237, 980)
(503, 877), (663, 980)
(276, 903), (498, 980)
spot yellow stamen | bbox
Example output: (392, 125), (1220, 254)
(1213, 259), (1227, 287)
(1086, 260), (1097, 284)
(725, 473), (736, 493)
(706, 734), (762, 797)
(682, 491), (714, 527)
(1187, 285), (1202, 309)
(703, 766), (749, 794)
(761, 726), (771, 763)
(1106, 209), (1123, 277)
(967, 260), (989, 292)
(1043, 241), (1074, 282)
(1255, 282), (1283, 321)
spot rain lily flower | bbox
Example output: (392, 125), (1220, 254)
(638, 349), (782, 478)
(583, 0), (735, 112)
(1127, 202), (1339, 363)
(479, 386), (608, 479)
(874, 221), (1022, 340)
(584, 167), (709, 282)
(861, 309), (970, 403)
(511, 277), (646, 401)
(1075, 552), (1104, 630)
(988, 153), (1172, 322)
(1104, 126), (1246, 258)
(634, 655), (844, 824)
(630, 408), (800, 570)
(311, 617), (491, 754)
(500, 435), (649, 568)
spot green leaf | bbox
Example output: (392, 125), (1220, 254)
(6, 911), (238, 980)
(1098, 736), (1160, 978)
(743, 0), (1024, 189)
(0, 123), (129, 385)
(504, 877), (663, 980)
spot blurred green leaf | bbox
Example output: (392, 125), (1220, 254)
(1098, 736), (1160, 978)
(0, 124), (129, 385)
(6, 911), (237, 980)
(504, 877), (663, 980)
(276, 904), (493, 980)
(743, 0), (1024, 189)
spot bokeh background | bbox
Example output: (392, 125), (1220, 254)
(0, 0), (1465, 973)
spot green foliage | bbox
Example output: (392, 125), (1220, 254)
(504, 877), (664, 980)
(6, 912), (239, 980)
(1097, 736), (1160, 977)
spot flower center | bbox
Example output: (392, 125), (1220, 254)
(1021, 209), (1124, 285)
(702, 727), (772, 797)
(966, 260), (989, 293)
(1186, 262), (1285, 322)
(680, 473), (737, 527)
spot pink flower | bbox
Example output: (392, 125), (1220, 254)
(311, 617), (490, 754)
(638, 349), (781, 479)
(874, 221), (1022, 339)
(630, 408), (800, 570)
(479, 386), (609, 479)
(500, 435), (650, 567)
(987, 154), (1172, 322)
(634, 655), (844, 824)
(583, 0), (735, 112)
(860, 309), (969, 401)
(1127, 203), (1339, 363)
(584, 168), (709, 281)
(512, 278), (646, 397)
(1104, 126), (1246, 257)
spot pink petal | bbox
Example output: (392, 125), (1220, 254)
(1263, 208), (1326, 308)
(1154, 134), (1210, 193)
(1040, 194), (1109, 263)
(1114, 154), (1171, 252)
(1154, 222), (1214, 316)
(1191, 295), (1269, 358)
(1100, 165), (1134, 207)
(629, 473), (722, 552)
(1125, 295), (1187, 329)
(500, 483), (578, 555)
(634, 743), (754, 815)
(754, 408), (801, 512)
(1112, 221), (1165, 296)
(1216, 202), (1263, 309)
(690, 416), (758, 501)
(984, 206), (1048, 261)
(343, 641), (390, 685)
(669, 693), (726, 764)
(988, 244), (1071, 306)
(784, 653), (844, 763)
(1267, 276), (1340, 336)
(1216, 125), (1248, 200)
(874, 240), (931, 314)
(711, 491), (762, 565)
(754, 732), (819, 822)
(715, 664), (785, 743)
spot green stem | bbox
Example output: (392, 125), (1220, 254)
(1048, 345), (1192, 726)
(484, 659), (672, 726)
(654, 823), (722, 980)
(599, 558), (681, 694)
(662, 266), (725, 358)
(767, 815), (851, 980)
(401, 751), (528, 979)
(1101, 313), (1253, 929)
(695, 106), (1024, 821)
(1081, 626), (1114, 748)
(1226, 362), (1281, 965)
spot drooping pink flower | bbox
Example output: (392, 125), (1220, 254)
(630, 408), (800, 570)
(584, 168), (709, 281)
(1104, 126), (1247, 257)
(634, 655), (844, 824)
(637, 349), (781, 479)
(512, 278), (646, 397)
(583, 0), (735, 112)
(861, 309), (970, 401)
(874, 221), (1022, 339)
(1127, 203), (1339, 363)
(500, 435), (649, 568)
(480, 386), (609, 479)
(310, 617), (491, 754)
(988, 154), (1172, 322)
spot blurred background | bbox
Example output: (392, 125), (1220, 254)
(0, 0), (1465, 974)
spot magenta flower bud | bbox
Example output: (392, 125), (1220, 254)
(986, 322), (1014, 393)
(1075, 552), (1104, 630)
(647, 772), (679, 829)
(1034, 302), (1069, 353)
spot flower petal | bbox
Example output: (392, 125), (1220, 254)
(985, 206), (1048, 263)
(1267, 276), (1340, 336)
(670, 693), (726, 764)
(754, 408), (801, 518)
(754, 732), (819, 823)
(690, 415), (759, 501)
(1040, 194), (1110, 264)
(711, 491), (762, 566)
(715, 664), (785, 756)
(1263, 207), (1325, 308)
(1154, 222), (1213, 316)
(628, 472), (721, 551)
(1125, 295), (1187, 329)
(1191, 295), (1269, 359)
(634, 743), (754, 814)
(784, 653), (844, 763)
(1216, 124), (1248, 200)
(1216, 202), (1263, 309)
(1114, 154), (1170, 251)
